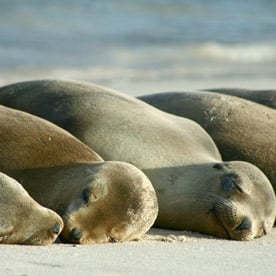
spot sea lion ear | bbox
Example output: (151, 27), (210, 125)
(213, 163), (231, 170)
(213, 162), (231, 170)
(213, 163), (224, 170)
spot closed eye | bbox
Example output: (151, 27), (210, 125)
(81, 188), (90, 204)
(222, 174), (243, 193)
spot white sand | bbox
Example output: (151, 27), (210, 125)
(1, 227), (276, 276)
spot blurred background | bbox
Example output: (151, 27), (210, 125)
(0, 0), (275, 95)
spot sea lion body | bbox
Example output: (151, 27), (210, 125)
(0, 172), (63, 245)
(205, 88), (276, 109)
(0, 80), (275, 240)
(0, 105), (158, 244)
(140, 91), (276, 190)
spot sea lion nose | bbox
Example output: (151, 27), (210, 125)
(52, 223), (61, 235)
(70, 227), (82, 242)
(235, 217), (252, 231)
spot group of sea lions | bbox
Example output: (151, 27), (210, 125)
(0, 103), (158, 245)
(0, 80), (275, 245)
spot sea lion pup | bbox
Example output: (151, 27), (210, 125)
(0, 172), (63, 245)
(0, 80), (275, 240)
(204, 89), (276, 109)
(0, 105), (158, 244)
(139, 91), (276, 191)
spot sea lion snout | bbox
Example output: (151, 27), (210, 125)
(69, 227), (82, 243)
(234, 217), (252, 231)
(52, 222), (62, 235)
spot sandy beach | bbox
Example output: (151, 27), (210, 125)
(1, 227), (276, 276)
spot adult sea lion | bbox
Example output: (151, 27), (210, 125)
(0, 80), (275, 240)
(0, 172), (63, 245)
(139, 91), (276, 190)
(0, 105), (158, 244)
(205, 88), (276, 109)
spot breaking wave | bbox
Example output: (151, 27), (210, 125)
(195, 43), (276, 63)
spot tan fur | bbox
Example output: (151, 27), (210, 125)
(0, 105), (102, 171)
(61, 162), (158, 244)
(0, 172), (63, 245)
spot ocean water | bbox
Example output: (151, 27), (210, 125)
(0, 0), (275, 94)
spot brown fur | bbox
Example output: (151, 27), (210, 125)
(0, 105), (102, 171)
(205, 88), (276, 109)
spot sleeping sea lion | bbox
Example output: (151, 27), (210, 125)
(0, 172), (63, 245)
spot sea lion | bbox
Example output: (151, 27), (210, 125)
(0, 105), (158, 244)
(0, 172), (63, 245)
(0, 79), (275, 240)
(204, 88), (276, 109)
(139, 91), (276, 190)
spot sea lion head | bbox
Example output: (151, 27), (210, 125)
(206, 161), (276, 240)
(155, 161), (276, 241)
(61, 161), (158, 244)
(0, 173), (63, 245)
